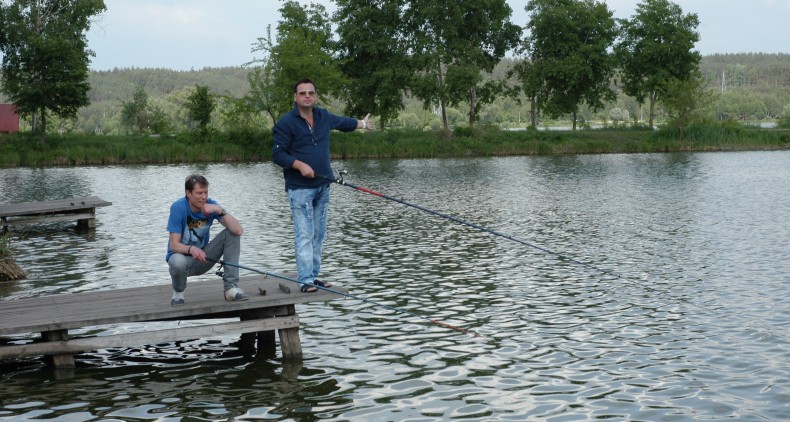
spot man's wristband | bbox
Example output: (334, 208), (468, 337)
(218, 208), (226, 217)
(361, 120), (367, 129)
(187, 245), (192, 254)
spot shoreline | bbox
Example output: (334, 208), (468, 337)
(2, 125), (788, 168)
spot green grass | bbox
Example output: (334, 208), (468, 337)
(2, 123), (788, 168)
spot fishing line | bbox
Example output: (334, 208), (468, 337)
(320, 172), (631, 279)
(207, 258), (482, 338)
(318, 171), (718, 310)
(319, 171), (787, 345)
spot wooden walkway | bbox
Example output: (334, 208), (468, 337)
(0, 275), (345, 368)
(0, 196), (112, 230)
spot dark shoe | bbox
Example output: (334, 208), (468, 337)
(300, 283), (317, 293)
(314, 279), (333, 288)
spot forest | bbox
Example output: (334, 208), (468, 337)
(12, 52), (786, 136)
(2, 0), (790, 137)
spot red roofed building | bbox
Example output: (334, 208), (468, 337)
(0, 104), (20, 133)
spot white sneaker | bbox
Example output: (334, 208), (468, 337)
(224, 286), (248, 301)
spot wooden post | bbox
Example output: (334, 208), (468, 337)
(257, 331), (277, 359)
(42, 330), (75, 369)
(278, 304), (302, 360)
(76, 216), (96, 230)
(76, 208), (97, 230)
(240, 306), (287, 358)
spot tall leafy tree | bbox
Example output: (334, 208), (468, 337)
(250, 1), (345, 120)
(0, 0), (106, 143)
(245, 27), (281, 125)
(120, 84), (172, 135)
(120, 84), (150, 135)
(506, 59), (542, 127)
(522, 0), (618, 130)
(615, 0), (700, 128)
(334, 0), (411, 129)
(661, 71), (712, 138)
(186, 85), (215, 135)
(244, 64), (279, 125)
(405, 0), (521, 130)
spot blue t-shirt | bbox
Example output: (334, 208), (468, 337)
(165, 196), (222, 261)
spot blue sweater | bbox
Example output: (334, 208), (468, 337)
(272, 104), (358, 190)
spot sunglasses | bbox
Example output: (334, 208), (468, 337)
(297, 90), (317, 97)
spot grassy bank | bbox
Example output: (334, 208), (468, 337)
(0, 233), (26, 281)
(2, 123), (788, 168)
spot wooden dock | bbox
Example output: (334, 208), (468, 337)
(0, 196), (112, 231)
(0, 275), (346, 368)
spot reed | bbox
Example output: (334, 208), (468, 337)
(1, 122), (788, 168)
(0, 233), (26, 281)
(653, 121), (790, 151)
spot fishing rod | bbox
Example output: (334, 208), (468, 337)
(207, 258), (481, 337)
(319, 171), (732, 316)
(319, 170), (627, 282)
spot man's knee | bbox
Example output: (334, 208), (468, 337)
(168, 254), (189, 276)
(226, 229), (241, 239)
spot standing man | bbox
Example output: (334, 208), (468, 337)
(166, 174), (247, 305)
(272, 78), (373, 292)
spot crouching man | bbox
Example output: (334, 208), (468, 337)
(166, 174), (247, 305)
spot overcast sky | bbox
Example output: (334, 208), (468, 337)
(85, 0), (790, 71)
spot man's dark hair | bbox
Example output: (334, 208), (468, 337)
(293, 78), (315, 93)
(185, 174), (209, 192)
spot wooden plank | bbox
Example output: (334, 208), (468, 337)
(0, 316), (299, 359)
(0, 274), (343, 365)
(0, 197), (112, 218)
(1, 212), (95, 226)
(0, 275), (345, 335)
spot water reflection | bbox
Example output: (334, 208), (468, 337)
(1, 152), (789, 421)
(0, 168), (94, 202)
(0, 340), (343, 420)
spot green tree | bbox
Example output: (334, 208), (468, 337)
(507, 59), (542, 128)
(216, 94), (269, 132)
(148, 98), (172, 135)
(661, 72), (712, 138)
(120, 85), (150, 135)
(245, 30), (281, 125)
(522, 0), (618, 130)
(609, 107), (630, 127)
(186, 85), (215, 135)
(0, 0), (106, 143)
(615, 0), (701, 128)
(779, 104), (790, 128)
(405, 0), (521, 130)
(334, 0), (411, 129)
(251, 1), (345, 120)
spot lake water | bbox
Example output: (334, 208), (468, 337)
(1, 151), (789, 421)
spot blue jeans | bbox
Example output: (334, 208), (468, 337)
(288, 184), (330, 285)
(168, 229), (240, 292)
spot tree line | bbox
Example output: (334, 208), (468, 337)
(2, 0), (789, 143)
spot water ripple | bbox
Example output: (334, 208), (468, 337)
(1, 153), (789, 420)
